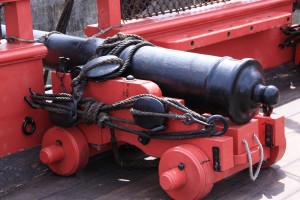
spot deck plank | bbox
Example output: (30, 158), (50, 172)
(94, 174), (169, 200)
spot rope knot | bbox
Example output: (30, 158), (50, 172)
(81, 98), (106, 125)
(116, 32), (127, 40)
(97, 112), (110, 127)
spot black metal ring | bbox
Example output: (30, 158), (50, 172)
(22, 117), (36, 135)
(207, 115), (228, 136)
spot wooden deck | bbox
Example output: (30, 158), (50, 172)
(1, 62), (300, 200)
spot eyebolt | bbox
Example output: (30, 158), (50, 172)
(207, 115), (228, 136)
(22, 117), (36, 135)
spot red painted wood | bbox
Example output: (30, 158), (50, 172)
(0, 43), (47, 63)
(40, 145), (65, 164)
(96, 0), (121, 30)
(255, 114), (286, 168)
(295, 43), (300, 65)
(85, 0), (295, 68)
(49, 73), (286, 199)
(2, 0), (34, 40)
(40, 126), (89, 176)
(150, 12), (291, 50)
(51, 73), (285, 163)
(0, 43), (51, 157)
(159, 145), (214, 200)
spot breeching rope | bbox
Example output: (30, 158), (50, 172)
(25, 33), (228, 168)
(55, 0), (74, 34)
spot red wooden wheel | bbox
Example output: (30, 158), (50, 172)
(40, 126), (89, 176)
(159, 144), (214, 200)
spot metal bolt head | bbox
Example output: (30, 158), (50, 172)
(126, 75), (135, 80)
(178, 163), (185, 170)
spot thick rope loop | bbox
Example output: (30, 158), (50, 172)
(242, 134), (264, 181)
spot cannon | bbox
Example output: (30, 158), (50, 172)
(18, 32), (284, 200)
(0, 0), (287, 198)
(2, 22), (285, 198)
(10, 29), (279, 124)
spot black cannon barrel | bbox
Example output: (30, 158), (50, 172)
(1, 25), (279, 124)
(1, 25), (103, 67)
(119, 46), (278, 124)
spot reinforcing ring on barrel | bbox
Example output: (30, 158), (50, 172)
(22, 116), (36, 135)
(206, 115), (228, 136)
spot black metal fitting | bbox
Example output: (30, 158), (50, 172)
(137, 125), (167, 145)
(138, 136), (150, 145)
(212, 147), (221, 172)
(207, 115), (228, 136)
(22, 117), (36, 135)
(178, 163), (185, 171)
(132, 97), (167, 129)
(265, 124), (274, 148)
(262, 105), (273, 117)
(126, 75), (135, 80)
(57, 57), (71, 73)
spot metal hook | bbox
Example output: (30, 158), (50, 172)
(23, 96), (38, 109)
(29, 88), (36, 95)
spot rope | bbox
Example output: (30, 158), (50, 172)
(5, 31), (62, 43)
(242, 134), (264, 181)
(94, 33), (154, 57)
(55, 0), (74, 34)
(26, 91), (221, 140)
(91, 25), (123, 38)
